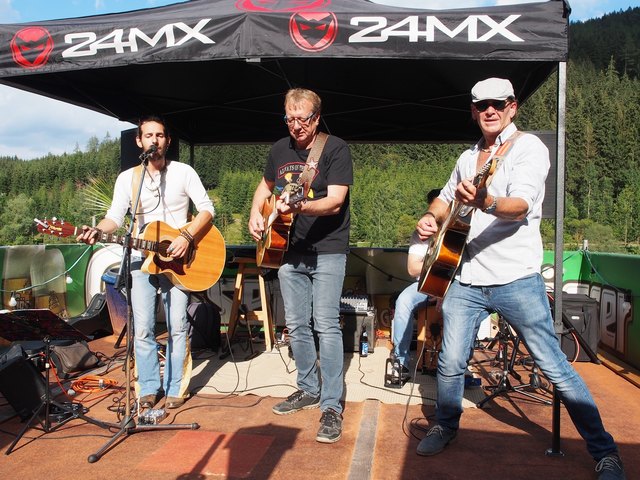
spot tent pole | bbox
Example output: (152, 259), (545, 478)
(547, 60), (567, 458)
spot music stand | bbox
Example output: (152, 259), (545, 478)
(0, 309), (116, 455)
(88, 150), (198, 464)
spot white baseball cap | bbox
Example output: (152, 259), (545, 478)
(471, 78), (515, 102)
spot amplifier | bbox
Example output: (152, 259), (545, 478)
(340, 295), (370, 314)
(340, 310), (376, 353)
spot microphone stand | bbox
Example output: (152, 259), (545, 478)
(88, 150), (199, 463)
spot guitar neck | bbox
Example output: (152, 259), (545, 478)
(96, 231), (158, 254)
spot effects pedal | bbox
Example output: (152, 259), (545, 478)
(138, 408), (168, 425)
(384, 356), (407, 389)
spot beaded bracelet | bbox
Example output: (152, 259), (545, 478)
(180, 230), (194, 244)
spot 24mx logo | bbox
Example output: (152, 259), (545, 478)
(349, 15), (524, 43)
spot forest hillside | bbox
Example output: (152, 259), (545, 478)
(0, 7), (638, 252)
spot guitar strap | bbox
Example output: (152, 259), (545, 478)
(484, 130), (524, 188)
(298, 131), (328, 197)
(130, 164), (144, 236)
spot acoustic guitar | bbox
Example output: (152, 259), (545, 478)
(34, 218), (226, 292)
(256, 195), (294, 269)
(256, 165), (316, 269)
(417, 157), (497, 298)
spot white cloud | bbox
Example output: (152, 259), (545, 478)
(0, 85), (134, 159)
(0, 0), (19, 22)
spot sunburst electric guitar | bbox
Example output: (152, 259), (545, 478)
(417, 157), (498, 298)
(35, 218), (226, 292)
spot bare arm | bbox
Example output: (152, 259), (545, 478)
(279, 184), (349, 216)
(166, 210), (214, 259)
(248, 177), (276, 241)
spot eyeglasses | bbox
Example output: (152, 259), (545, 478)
(284, 111), (316, 126)
(473, 100), (512, 112)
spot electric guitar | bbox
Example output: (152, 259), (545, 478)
(34, 218), (226, 292)
(417, 157), (497, 298)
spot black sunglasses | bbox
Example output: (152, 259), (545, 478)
(474, 100), (511, 112)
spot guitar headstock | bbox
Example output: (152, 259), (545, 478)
(474, 158), (498, 189)
(34, 217), (77, 238)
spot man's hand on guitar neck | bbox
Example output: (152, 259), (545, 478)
(456, 178), (488, 210)
(276, 195), (305, 215)
(76, 219), (117, 245)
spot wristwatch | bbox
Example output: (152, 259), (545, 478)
(483, 196), (498, 214)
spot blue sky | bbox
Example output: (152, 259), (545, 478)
(0, 0), (638, 159)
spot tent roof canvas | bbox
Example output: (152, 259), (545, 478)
(0, 0), (569, 144)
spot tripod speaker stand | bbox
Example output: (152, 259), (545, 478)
(0, 309), (117, 455)
(477, 315), (552, 408)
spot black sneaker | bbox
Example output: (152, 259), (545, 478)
(416, 424), (457, 456)
(595, 454), (626, 480)
(272, 389), (320, 415)
(316, 409), (342, 444)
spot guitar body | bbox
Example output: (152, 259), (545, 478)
(418, 156), (499, 299)
(418, 214), (471, 298)
(34, 217), (226, 292)
(256, 196), (293, 269)
(140, 221), (226, 292)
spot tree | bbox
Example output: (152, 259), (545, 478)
(0, 194), (36, 245)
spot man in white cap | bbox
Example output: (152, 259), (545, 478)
(414, 78), (625, 479)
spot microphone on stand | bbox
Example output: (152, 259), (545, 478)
(139, 144), (158, 165)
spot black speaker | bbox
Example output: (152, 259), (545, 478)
(340, 311), (376, 353)
(560, 293), (600, 362)
(120, 127), (180, 171)
(0, 344), (47, 420)
(67, 292), (113, 339)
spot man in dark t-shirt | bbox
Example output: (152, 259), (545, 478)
(249, 88), (353, 444)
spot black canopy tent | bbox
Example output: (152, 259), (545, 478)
(0, 0), (571, 452)
(0, 0), (568, 144)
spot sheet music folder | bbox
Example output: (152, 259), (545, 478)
(0, 309), (89, 342)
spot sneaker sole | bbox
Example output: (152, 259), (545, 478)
(316, 432), (342, 444)
(416, 435), (457, 456)
(272, 402), (320, 415)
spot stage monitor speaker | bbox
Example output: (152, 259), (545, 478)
(0, 344), (47, 420)
(120, 127), (180, 172)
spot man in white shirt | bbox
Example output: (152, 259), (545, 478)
(77, 115), (214, 410)
(414, 78), (625, 480)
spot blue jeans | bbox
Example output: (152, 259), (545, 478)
(392, 282), (429, 368)
(437, 274), (618, 461)
(131, 260), (190, 398)
(278, 252), (346, 414)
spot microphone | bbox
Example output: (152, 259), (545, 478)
(139, 144), (158, 164)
